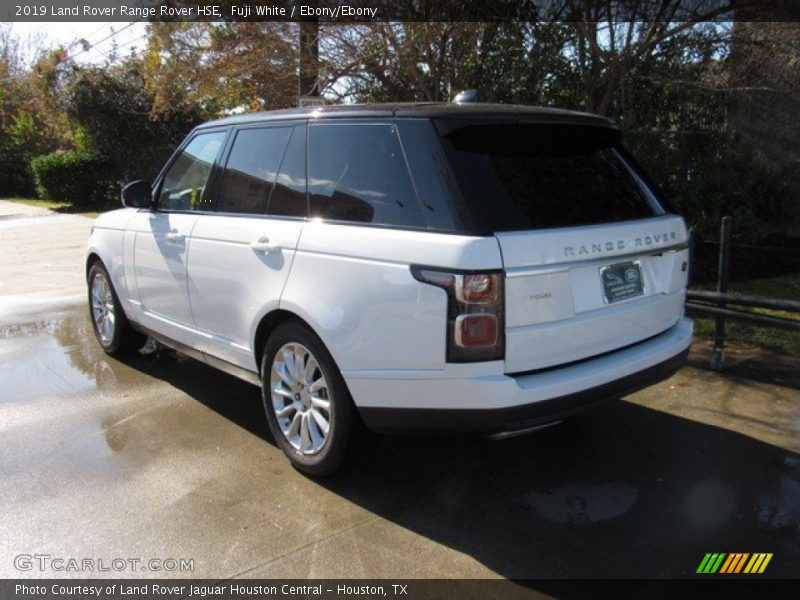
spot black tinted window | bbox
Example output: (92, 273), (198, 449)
(440, 123), (663, 232)
(308, 123), (422, 227)
(268, 124), (307, 217)
(217, 126), (291, 214)
(159, 131), (226, 211)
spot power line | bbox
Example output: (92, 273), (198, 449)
(84, 21), (114, 42)
(92, 32), (149, 62)
(67, 21), (139, 63)
(0, 21), (144, 84)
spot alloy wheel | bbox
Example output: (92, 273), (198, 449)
(270, 343), (332, 454)
(91, 272), (116, 345)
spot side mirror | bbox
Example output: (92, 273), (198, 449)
(121, 180), (152, 208)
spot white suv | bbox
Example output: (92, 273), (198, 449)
(86, 103), (693, 475)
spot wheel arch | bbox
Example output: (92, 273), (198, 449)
(253, 309), (325, 376)
(86, 252), (103, 279)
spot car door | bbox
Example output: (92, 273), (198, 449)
(187, 123), (307, 371)
(127, 129), (228, 347)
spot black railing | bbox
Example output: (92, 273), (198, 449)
(685, 216), (800, 369)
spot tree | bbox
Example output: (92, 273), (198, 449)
(65, 59), (207, 183)
(144, 22), (299, 115)
(323, 22), (493, 103)
(0, 27), (69, 195)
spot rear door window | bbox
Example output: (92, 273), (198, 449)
(268, 124), (307, 218)
(217, 126), (292, 215)
(438, 123), (665, 232)
(307, 123), (424, 228)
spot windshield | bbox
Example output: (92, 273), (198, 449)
(438, 122), (666, 233)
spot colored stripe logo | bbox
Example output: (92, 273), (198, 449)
(696, 553), (773, 574)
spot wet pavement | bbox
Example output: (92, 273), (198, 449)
(0, 201), (799, 581)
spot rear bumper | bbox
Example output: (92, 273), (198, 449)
(352, 317), (693, 434)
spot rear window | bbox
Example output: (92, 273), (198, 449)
(438, 123), (665, 232)
(308, 123), (424, 228)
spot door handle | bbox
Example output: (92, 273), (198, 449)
(250, 237), (281, 254)
(164, 231), (186, 243)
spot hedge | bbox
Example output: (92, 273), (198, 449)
(30, 150), (112, 207)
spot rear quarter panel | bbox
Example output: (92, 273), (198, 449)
(279, 221), (502, 374)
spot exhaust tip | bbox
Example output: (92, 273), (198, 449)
(488, 420), (562, 440)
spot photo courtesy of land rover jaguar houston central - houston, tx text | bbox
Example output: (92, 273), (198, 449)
(86, 102), (693, 475)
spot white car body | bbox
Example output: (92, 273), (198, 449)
(87, 103), (693, 437)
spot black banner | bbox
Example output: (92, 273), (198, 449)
(2, 579), (800, 600)
(3, 0), (800, 23)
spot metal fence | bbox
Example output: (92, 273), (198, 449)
(685, 216), (800, 369)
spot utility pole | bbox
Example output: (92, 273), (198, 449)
(298, 0), (321, 104)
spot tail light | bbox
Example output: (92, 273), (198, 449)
(411, 267), (504, 362)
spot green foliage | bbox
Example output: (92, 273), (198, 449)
(627, 128), (799, 243)
(5, 197), (71, 211)
(31, 150), (111, 207)
(0, 41), (71, 196)
(0, 111), (59, 196)
(0, 139), (32, 196)
(462, 23), (583, 108)
(64, 63), (207, 185)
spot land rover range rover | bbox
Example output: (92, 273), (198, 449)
(86, 103), (693, 475)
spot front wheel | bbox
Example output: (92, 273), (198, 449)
(88, 261), (146, 355)
(261, 322), (354, 476)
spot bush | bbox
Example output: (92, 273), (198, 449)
(65, 66), (206, 183)
(0, 142), (34, 197)
(30, 151), (112, 207)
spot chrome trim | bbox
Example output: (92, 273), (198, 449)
(129, 323), (261, 386)
(504, 241), (689, 278)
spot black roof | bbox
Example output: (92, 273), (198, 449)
(197, 102), (615, 130)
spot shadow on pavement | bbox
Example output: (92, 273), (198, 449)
(688, 345), (800, 391)
(122, 341), (800, 579)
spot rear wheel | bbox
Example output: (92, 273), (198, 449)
(261, 322), (354, 476)
(88, 261), (146, 355)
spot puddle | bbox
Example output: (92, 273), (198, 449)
(684, 479), (737, 531)
(757, 455), (800, 531)
(526, 482), (638, 524)
(0, 307), (151, 402)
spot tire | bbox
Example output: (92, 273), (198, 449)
(261, 322), (354, 476)
(87, 261), (146, 356)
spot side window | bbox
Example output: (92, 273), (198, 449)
(217, 126), (291, 214)
(307, 123), (423, 227)
(268, 124), (307, 217)
(158, 131), (226, 211)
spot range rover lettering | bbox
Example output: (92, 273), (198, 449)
(86, 103), (694, 475)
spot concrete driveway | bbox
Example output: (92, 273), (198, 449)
(1, 200), (798, 581)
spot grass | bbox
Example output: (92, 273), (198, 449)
(4, 197), (103, 217)
(690, 273), (800, 356)
(6, 197), (72, 211)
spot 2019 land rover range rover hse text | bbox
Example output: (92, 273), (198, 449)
(86, 103), (693, 475)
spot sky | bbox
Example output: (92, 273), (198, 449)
(9, 22), (148, 65)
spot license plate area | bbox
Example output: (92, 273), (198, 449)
(600, 261), (644, 304)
